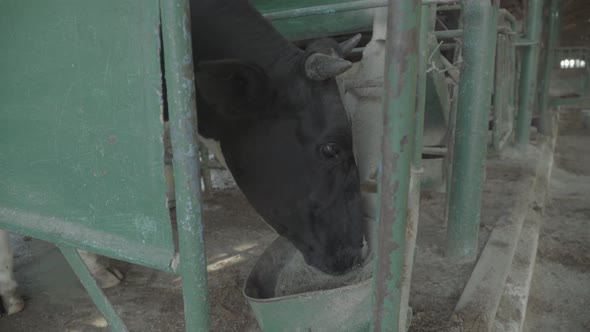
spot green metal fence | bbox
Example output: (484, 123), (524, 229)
(0, 0), (206, 330)
(0, 0), (561, 331)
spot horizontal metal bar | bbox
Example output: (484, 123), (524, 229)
(422, 0), (459, 4)
(263, 0), (387, 20)
(498, 26), (515, 35)
(0, 208), (175, 273)
(435, 29), (463, 39)
(516, 39), (539, 47)
(435, 27), (512, 40)
(436, 4), (461, 11)
(437, 4), (519, 31)
(422, 146), (448, 155)
(354, 43), (461, 55)
(264, 0), (461, 21)
(550, 97), (590, 107)
(556, 46), (590, 51)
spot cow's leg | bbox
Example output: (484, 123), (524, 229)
(0, 230), (24, 315)
(77, 250), (123, 289)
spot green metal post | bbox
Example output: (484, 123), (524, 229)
(538, 0), (561, 134)
(396, 5), (434, 331)
(59, 246), (129, 332)
(160, 1), (210, 331)
(370, 0), (421, 331)
(446, 0), (499, 260)
(514, 0), (544, 146)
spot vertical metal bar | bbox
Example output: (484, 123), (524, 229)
(444, 9), (464, 199)
(492, 23), (505, 150)
(160, 1), (210, 331)
(538, 0), (561, 134)
(59, 246), (129, 332)
(446, 0), (499, 260)
(514, 0), (544, 146)
(413, 7), (435, 168)
(396, 6), (434, 330)
(508, 20), (516, 118)
(370, 0), (421, 330)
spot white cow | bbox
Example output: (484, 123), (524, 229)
(0, 229), (24, 315)
(0, 229), (124, 315)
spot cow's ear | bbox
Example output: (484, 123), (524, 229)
(195, 60), (270, 118)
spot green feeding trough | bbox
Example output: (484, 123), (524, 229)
(243, 237), (373, 332)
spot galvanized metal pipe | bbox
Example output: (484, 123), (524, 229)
(515, 0), (544, 147)
(370, 0), (421, 330)
(538, 0), (562, 134)
(160, 1), (210, 331)
(446, 0), (499, 260)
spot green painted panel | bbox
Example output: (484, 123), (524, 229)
(255, 0), (355, 11)
(255, 0), (374, 40)
(0, 0), (175, 270)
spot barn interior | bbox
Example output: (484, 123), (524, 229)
(0, 0), (589, 331)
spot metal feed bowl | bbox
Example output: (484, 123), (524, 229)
(243, 237), (372, 332)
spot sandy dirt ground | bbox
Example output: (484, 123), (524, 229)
(0, 190), (274, 332)
(523, 128), (590, 332)
(408, 151), (537, 332)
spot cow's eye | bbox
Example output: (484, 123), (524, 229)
(319, 143), (341, 159)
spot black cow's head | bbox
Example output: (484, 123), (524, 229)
(196, 35), (364, 275)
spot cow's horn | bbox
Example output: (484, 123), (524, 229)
(304, 53), (353, 81)
(339, 33), (362, 56)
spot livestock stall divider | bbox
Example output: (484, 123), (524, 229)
(515, 0), (544, 147)
(445, 0), (499, 260)
(370, 0), (421, 330)
(0, 0), (561, 331)
(538, 0), (561, 134)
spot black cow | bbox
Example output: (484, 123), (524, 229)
(189, 0), (364, 274)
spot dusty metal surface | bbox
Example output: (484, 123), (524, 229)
(0, 0), (175, 271)
(445, 0), (500, 260)
(160, 0), (210, 330)
(370, 0), (421, 330)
